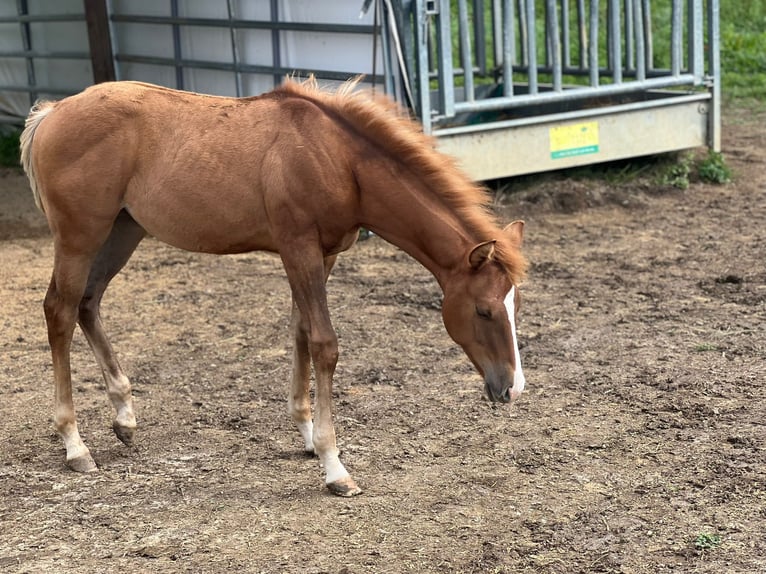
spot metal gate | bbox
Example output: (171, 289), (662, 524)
(0, 1), (720, 181)
(393, 0), (720, 179)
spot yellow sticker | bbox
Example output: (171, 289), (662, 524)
(550, 121), (599, 159)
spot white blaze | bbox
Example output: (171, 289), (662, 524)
(504, 286), (526, 400)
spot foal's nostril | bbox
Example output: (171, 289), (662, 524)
(502, 388), (512, 403)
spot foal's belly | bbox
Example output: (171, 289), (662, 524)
(125, 197), (277, 255)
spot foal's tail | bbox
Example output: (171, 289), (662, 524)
(20, 100), (56, 213)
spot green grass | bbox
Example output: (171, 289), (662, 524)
(694, 532), (722, 551)
(441, 0), (765, 103)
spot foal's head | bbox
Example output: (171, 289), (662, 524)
(441, 221), (527, 404)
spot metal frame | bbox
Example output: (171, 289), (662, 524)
(399, 0), (721, 179)
(107, 3), (385, 88)
(0, 5), (89, 112)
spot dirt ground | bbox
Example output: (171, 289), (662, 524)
(0, 104), (764, 574)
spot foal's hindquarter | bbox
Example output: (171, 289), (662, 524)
(24, 80), (526, 497)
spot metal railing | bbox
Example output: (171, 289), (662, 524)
(108, 0), (384, 95)
(403, 0), (719, 134)
(0, 3), (89, 120)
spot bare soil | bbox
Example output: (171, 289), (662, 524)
(1, 105), (764, 574)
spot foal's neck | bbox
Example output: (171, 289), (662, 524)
(356, 160), (483, 287)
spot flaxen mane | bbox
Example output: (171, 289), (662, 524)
(276, 77), (528, 285)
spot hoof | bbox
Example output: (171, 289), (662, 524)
(67, 453), (98, 473)
(113, 422), (136, 446)
(327, 477), (362, 497)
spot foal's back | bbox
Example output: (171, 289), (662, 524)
(29, 81), (361, 255)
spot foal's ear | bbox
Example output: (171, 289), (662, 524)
(468, 240), (496, 269)
(503, 220), (525, 246)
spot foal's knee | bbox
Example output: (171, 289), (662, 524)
(309, 335), (339, 370)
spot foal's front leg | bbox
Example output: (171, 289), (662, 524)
(287, 255), (338, 455)
(281, 250), (361, 496)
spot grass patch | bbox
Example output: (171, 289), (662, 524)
(694, 532), (722, 551)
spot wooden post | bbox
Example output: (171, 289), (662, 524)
(83, 0), (115, 83)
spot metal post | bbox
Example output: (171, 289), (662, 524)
(473, 0), (486, 76)
(502, 0), (514, 97)
(226, 0), (243, 96)
(707, 0), (720, 151)
(577, 0), (586, 70)
(525, 0), (537, 94)
(436, 0), (454, 115)
(632, 0), (645, 81)
(170, 0), (183, 89)
(414, 0), (432, 132)
(688, 0), (703, 82)
(588, 0), (599, 87)
(562, 0), (570, 68)
(608, 0), (621, 83)
(16, 0), (36, 106)
(624, 0), (634, 71)
(671, 0), (681, 76)
(517, 0), (527, 66)
(545, 0), (561, 91)
(642, 0), (652, 70)
(457, 0), (474, 101)
(270, 0), (281, 87)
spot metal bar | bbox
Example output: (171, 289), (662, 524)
(379, 0), (395, 96)
(449, 72), (699, 115)
(457, 0), (474, 101)
(226, 0), (243, 96)
(545, 0), (561, 91)
(525, 0), (537, 94)
(0, 14), (85, 23)
(436, 0), (454, 116)
(624, 0), (634, 70)
(0, 50), (89, 59)
(517, 0), (527, 66)
(414, 0), (432, 132)
(689, 0), (703, 82)
(270, 0), (281, 87)
(435, 91), (710, 135)
(632, 0), (645, 81)
(671, 0), (681, 76)
(707, 0), (721, 151)
(16, 0), (35, 106)
(170, 0), (183, 89)
(474, 0), (486, 76)
(577, 0), (586, 69)
(108, 14), (376, 34)
(502, 0), (513, 97)
(114, 54), (385, 83)
(0, 84), (80, 95)
(562, 0), (570, 68)
(642, 0), (652, 70)
(492, 0), (502, 69)
(588, 0), (599, 86)
(609, 0), (622, 83)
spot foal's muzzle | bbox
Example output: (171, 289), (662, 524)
(484, 380), (512, 403)
(483, 366), (525, 404)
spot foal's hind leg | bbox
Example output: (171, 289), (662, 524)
(288, 255), (338, 454)
(78, 210), (146, 447)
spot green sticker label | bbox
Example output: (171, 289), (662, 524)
(550, 122), (600, 159)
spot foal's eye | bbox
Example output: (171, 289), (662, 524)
(476, 307), (492, 320)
